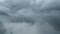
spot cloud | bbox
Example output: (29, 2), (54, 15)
(0, 0), (60, 34)
(39, 11), (60, 31)
(41, 0), (60, 10)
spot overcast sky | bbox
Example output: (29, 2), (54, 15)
(0, 0), (60, 34)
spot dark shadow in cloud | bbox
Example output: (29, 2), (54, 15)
(0, 21), (6, 34)
(9, 15), (35, 25)
(50, 17), (60, 31)
(40, 11), (60, 31)
(0, 11), (9, 16)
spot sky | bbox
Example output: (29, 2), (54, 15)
(0, 0), (60, 34)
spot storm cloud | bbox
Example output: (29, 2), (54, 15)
(0, 0), (60, 34)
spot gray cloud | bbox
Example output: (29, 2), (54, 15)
(0, 0), (60, 34)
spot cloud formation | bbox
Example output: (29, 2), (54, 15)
(0, 0), (60, 34)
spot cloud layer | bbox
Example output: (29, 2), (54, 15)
(0, 0), (60, 34)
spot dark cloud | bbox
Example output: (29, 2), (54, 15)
(0, 0), (60, 34)
(39, 11), (60, 31)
